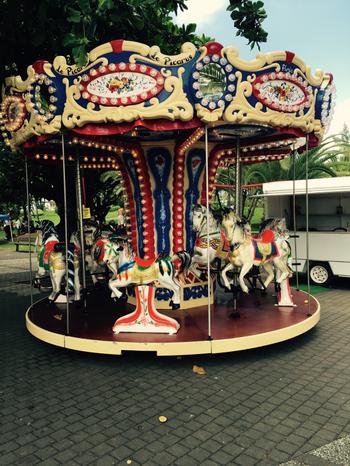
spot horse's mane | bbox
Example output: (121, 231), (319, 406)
(259, 217), (287, 234)
(40, 220), (59, 243)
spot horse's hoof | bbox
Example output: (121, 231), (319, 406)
(169, 300), (173, 306)
(171, 303), (180, 310)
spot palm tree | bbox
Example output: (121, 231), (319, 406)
(331, 125), (350, 176)
(213, 135), (350, 224)
(244, 135), (348, 185)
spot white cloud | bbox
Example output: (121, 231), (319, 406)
(174, 0), (226, 25)
(326, 98), (350, 136)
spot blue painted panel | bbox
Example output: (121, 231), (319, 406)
(185, 149), (205, 252)
(147, 148), (172, 255)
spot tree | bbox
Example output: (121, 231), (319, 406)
(243, 136), (349, 185)
(83, 169), (125, 225)
(332, 125), (350, 176)
(0, 0), (268, 226)
(213, 136), (350, 222)
(227, 0), (267, 50)
(0, 0), (267, 80)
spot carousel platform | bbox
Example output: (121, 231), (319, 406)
(26, 286), (319, 356)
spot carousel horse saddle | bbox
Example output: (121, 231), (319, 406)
(252, 239), (278, 261)
(134, 256), (156, 270)
(94, 240), (105, 261)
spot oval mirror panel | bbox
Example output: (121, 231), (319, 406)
(198, 63), (226, 102)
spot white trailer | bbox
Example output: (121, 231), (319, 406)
(262, 177), (350, 285)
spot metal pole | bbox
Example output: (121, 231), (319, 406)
(76, 150), (87, 306)
(9, 221), (13, 242)
(235, 137), (241, 216)
(292, 143), (299, 290)
(205, 124), (212, 340)
(25, 155), (33, 305)
(61, 133), (70, 334)
(305, 134), (311, 315)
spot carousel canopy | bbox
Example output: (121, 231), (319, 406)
(1, 40), (335, 151)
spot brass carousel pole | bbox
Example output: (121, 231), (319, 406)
(205, 124), (212, 340)
(24, 154), (33, 306)
(76, 149), (87, 308)
(305, 134), (311, 316)
(61, 133), (70, 334)
(235, 137), (241, 215)
(292, 142), (299, 290)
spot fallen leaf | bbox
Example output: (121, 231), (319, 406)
(193, 365), (206, 375)
(126, 460), (132, 465)
(158, 415), (167, 423)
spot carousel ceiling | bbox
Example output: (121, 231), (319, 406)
(1, 39), (335, 151)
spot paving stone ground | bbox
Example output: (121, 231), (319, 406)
(1, 252), (350, 465)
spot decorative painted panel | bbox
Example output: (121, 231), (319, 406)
(1, 40), (334, 149)
(185, 149), (205, 252)
(79, 64), (164, 106)
(147, 148), (172, 255)
(252, 72), (312, 113)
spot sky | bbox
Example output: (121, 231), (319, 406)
(175, 0), (350, 136)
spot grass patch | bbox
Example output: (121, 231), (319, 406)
(296, 283), (330, 295)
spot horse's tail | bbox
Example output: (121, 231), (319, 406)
(67, 245), (75, 295)
(284, 239), (294, 274)
(173, 251), (192, 274)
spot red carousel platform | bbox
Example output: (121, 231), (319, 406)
(26, 287), (319, 356)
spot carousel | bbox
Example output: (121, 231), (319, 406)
(1, 39), (335, 355)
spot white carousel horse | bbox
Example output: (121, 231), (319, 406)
(107, 240), (181, 310)
(36, 220), (81, 302)
(175, 204), (230, 278)
(221, 211), (292, 294)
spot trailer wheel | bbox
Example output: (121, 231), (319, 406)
(309, 262), (333, 286)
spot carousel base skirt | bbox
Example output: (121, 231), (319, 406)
(26, 287), (320, 356)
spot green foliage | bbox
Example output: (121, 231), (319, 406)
(227, 0), (268, 50)
(0, 145), (27, 218)
(0, 0), (269, 224)
(82, 169), (124, 224)
(331, 125), (350, 176)
(0, 0), (267, 78)
(243, 136), (348, 184)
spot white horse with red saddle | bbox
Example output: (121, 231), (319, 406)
(221, 211), (294, 306)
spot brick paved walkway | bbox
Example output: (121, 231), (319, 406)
(1, 262), (350, 465)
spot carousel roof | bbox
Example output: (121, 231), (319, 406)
(1, 40), (335, 151)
